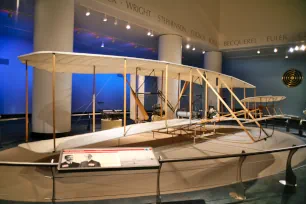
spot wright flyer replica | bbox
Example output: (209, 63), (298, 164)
(18, 51), (289, 153)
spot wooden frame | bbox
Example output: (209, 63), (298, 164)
(124, 59), (127, 135)
(160, 71), (164, 117)
(52, 54), (56, 152)
(92, 65), (96, 132)
(205, 73), (208, 119)
(197, 69), (256, 142)
(165, 64), (169, 127)
(25, 61), (29, 142)
(218, 78), (262, 131)
(189, 69), (193, 122)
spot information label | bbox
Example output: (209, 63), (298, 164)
(58, 147), (159, 171)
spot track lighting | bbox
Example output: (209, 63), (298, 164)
(186, 44), (190, 49)
(103, 14), (107, 22)
(274, 48), (278, 53)
(86, 9), (90, 16)
(147, 30), (151, 36)
(150, 31), (154, 37)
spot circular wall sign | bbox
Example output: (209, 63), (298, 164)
(282, 69), (303, 88)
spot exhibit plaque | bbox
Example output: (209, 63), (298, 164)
(58, 147), (159, 171)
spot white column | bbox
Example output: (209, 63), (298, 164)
(32, 0), (74, 134)
(158, 34), (182, 118)
(204, 51), (222, 110)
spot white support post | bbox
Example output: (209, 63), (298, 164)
(52, 54), (56, 152)
(205, 73), (208, 119)
(165, 64), (169, 127)
(189, 69), (192, 122)
(92, 66), (96, 132)
(124, 59), (127, 135)
(25, 61), (29, 142)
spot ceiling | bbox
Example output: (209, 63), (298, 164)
(0, 0), (305, 62)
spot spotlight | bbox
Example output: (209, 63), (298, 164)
(101, 41), (104, 48)
(186, 44), (190, 49)
(126, 23), (131, 29)
(85, 9), (90, 16)
(202, 51), (205, 54)
(150, 31), (154, 37)
(147, 30), (151, 36)
(114, 18), (118, 25)
(289, 47), (294, 53)
(285, 55), (288, 59)
(257, 50), (260, 54)
(192, 47), (196, 51)
(103, 14), (107, 22)
(301, 45), (305, 51)
(295, 45), (299, 51)
(274, 48), (278, 53)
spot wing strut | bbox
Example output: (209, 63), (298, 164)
(197, 69), (256, 142)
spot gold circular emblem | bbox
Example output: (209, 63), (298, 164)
(282, 69), (303, 88)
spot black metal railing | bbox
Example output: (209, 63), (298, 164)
(0, 144), (306, 203)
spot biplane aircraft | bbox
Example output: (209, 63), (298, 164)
(15, 51), (303, 153)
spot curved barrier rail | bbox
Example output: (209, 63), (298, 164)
(0, 144), (306, 203)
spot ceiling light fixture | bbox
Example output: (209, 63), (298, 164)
(147, 30), (151, 36)
(103, 14), (108, 22)
(150, 31), (154, 37)
(186, 44), (190, 49)
(285, 55), (288, 59)
(300, 45), (305, 51)
(289, 47), (294, 53)
(114, 18), (118, 25)
(85, 9), (90, 16)
(295, 45), (299, 51)
(274, 48), (278, 53)
(257, 50), (260, 54)
(192, 47), (196, 51)
(126, 23), (131, 30)
(202, 51), (205, 54)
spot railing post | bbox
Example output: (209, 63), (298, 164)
(230, 150), (246, 200)
(156, 156), (163, 204)
(298, 120), (303, 136)
(285, 119), (290, 132)
(50, 166), (56, 203)
(281, 145), (298, 194)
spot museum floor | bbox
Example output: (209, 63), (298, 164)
(0, 117), (305, 203)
